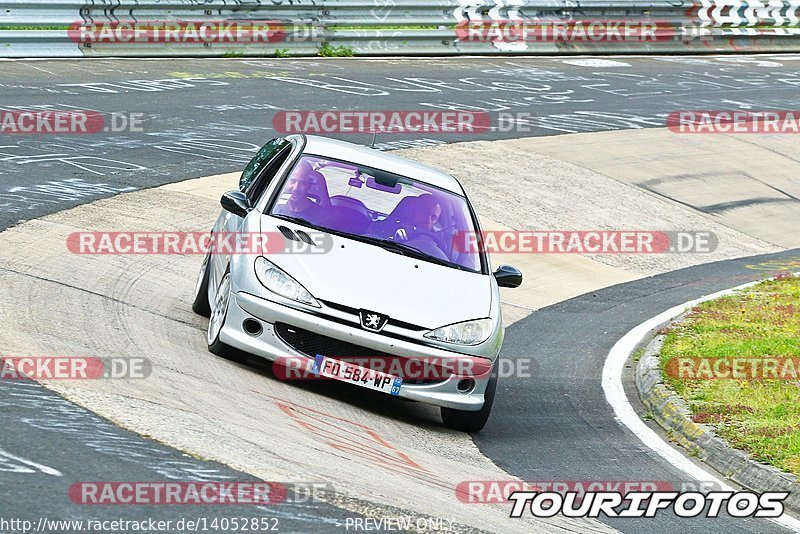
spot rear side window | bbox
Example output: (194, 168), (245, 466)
(240, 138), (288, 194)
(246, 144), (292, 205)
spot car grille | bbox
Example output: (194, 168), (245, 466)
(320, 300), (426, 331)
(274, 323), (446, 385)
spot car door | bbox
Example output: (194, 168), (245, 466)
(208, 137), (295, 292)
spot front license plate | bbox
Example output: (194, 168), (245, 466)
(312, 355), (402, 396)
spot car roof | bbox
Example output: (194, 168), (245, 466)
(298, 135), (465, 195)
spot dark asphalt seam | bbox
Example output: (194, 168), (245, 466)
(0, 265), (202, 329)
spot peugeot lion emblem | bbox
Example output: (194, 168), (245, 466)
(359, 310), (389, 332)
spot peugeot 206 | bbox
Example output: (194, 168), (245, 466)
(193, 134), (522, 432)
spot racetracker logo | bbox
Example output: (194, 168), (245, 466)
(66, 231), (332, 255)
(67, 20), (288, 44)
(0, 356), (151, 380)
(69, 482), (286, 505)
(666, 357), (800, 380)
(667, 110), (800, 134)
(0, 110), (146, 134)
(508, 490), (788, 518)
(273, 354), (501, 381)
(273, 110), (491, 135)
(453, 231), (717, 254)
(456, 19), (675, 43)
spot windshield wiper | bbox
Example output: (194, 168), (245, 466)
(394, 241), (474, 271)
(389, 241), (450, 265)
(272, 214), (330, 233)
(272, 217), (471, 271)
(358, 236), (469, 270)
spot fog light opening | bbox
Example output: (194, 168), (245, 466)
(457, 378), (475, 394)
(243, 319), (263, 337)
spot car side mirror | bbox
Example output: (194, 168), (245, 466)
(494, 265), (522, 288)
(220, 190), (251, 218)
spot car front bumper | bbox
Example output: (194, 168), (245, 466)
(219, 291), (494, 411)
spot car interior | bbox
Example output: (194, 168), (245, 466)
(271, 155), (480, 271)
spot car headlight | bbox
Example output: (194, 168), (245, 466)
(254, 256), (320, 307)
(424, 318), (493, 346)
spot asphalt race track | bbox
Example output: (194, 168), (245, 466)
(1, 55), (800, 533)
(2, 55), (800, 230)
(0, 380), (365, 531)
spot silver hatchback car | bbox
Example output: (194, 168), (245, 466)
(192, 135), (522, 432)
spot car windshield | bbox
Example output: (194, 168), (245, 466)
(268, 155), (482, 272)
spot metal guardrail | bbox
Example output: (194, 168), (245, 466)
(1, 0), (799, 57)
(0, 30), (81, 57)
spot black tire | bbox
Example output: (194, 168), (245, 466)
(191, 251), (212, 317)
(441, 360), (498, 433)
(207, 269), (249, 364)
(209, 337), (249, 364)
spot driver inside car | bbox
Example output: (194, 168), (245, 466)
(394, 194), (441, 241)
(394, 194), (450, 261)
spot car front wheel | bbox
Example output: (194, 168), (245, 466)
(441, 360), (498, 433)
(207, 269), (248, 364)
(191, 250), (212, 317)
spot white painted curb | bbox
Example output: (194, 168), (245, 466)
(602, 272), (800, 532)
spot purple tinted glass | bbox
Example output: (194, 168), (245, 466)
(270, 155), (480, 272)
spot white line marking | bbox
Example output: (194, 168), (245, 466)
(0, 448), (63, 477)
(561, 58), (631, 68)
(500, 300), (538, 312)
(602, 272), (800, 532)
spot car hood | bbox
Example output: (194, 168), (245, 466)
(262, 219), (491, 329)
